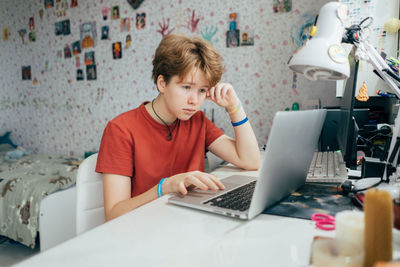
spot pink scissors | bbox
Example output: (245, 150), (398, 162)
(311, 213), (335, 231)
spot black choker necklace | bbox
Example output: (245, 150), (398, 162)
(151, 99), (179, 141)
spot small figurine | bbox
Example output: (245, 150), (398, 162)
(356, 82), (369, 102)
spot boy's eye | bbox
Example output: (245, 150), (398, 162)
(199, 88), (207, 93)
(182, 85), (191, 90)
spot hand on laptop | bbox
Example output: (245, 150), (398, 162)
(162, 171), (226, 195)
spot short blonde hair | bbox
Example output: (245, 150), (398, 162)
(152, 34), (223, 88)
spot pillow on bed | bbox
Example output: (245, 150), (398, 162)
(0, 132), (17, 148)
(0, 143), (15, 152)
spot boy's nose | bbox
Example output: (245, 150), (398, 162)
(188, 91), (198, 105)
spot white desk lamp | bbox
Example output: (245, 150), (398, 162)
(288, 2), (350, 81)
(288, 2), (400, 182)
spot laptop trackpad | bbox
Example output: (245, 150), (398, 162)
(221, 174), (256, 184)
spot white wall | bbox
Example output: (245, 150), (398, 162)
(0, 0), (339, 155)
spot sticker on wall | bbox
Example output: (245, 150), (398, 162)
(273, 0), (292, 13)
(120, 18), (131, 32)
(39, 9), (44, 19)
(291, 72), (298, 95)
(201, 25), (218, 43)
(75, 56), (80, 67)
(33, 78), (38, 85)
(44, 0), (54, 9)
(229, 13), (237, 31)
(62, 19), (70, 35)
(29, 17), (35, 31)
(64, 44), (72, 58)
(72, 40), (81, 55)
(22, 66), (31, 80)
(86, 65), (97, 80)
(101, 6), (109, 20)
(96, 88), (105, 103)
(136, 12), (146, 30)
(55, 22), (63, 35)
(2, 28), (10, 41)
(227, 30), (239, 47)
(77, 69), (84, 81)
(127, 0), (144, 10)
(42, 59), (50, 73)
(241, 31), (254, 46)
(18, 29), (27, 44)
(28, 32), (36, 42)
(57, 49), (63, 58)
(112, 6), (120, 20)
(55, 20), (70, 36)
(126, 34), (131, 48)
(101, 26), (109, 40)
(157, 18), (174, 37)
(84, 51), (95, 66)
(290, 14), (315, 49)
(226, 13), (239, 47)
(186, 10), (201, 33)
(112, 42), (122, 59)
(70, 0), (78, 8)
(56, 0), (69, 18)
(80, 22), (97, 49)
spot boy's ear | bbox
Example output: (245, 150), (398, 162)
(156, 75), (166, 93)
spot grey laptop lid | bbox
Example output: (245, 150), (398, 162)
(169, 109), (327, 220)
(248, 109), (327, 219)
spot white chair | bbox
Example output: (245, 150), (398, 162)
(76, 153), (105, 235)
(205, 151), (225, 173)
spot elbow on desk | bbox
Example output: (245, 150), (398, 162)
(237, 158), (261, 171)
(104, 210), (115, 222)
(237, 152), (261, 171)
(244, 162), (260, 171)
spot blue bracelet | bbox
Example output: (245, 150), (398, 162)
(231, 117), (248, 127)
(157, 178), (167, 197)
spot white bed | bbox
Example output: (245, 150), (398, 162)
(39, 186), (76, 251)
(0, 143), (80, 250)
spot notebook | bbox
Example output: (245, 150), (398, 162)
(168, 109), (327, 220)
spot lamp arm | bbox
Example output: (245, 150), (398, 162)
(354, 36), (400, 97)
(354, 35), (400, 181)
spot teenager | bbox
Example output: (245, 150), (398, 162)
(96, 34), (260, 221)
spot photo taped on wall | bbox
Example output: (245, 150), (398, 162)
(22, 66), (31, 80)
(84, 51), (95, 66)
(86, 64), (96, 80)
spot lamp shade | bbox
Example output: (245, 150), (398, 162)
(288, 2), (350, 81)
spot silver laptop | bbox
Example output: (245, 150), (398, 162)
(168, 109), (327, 220)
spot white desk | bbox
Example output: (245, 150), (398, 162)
(16, 166), (339, 267)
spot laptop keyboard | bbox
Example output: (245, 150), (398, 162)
(203, 181), (256, 211)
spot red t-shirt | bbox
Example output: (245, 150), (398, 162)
(95, 102), (224, 197)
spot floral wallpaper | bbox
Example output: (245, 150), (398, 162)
(0, 0), (339, 156)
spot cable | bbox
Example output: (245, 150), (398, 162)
(359, 17), (373, 29)
(340, 179), (383, 195)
